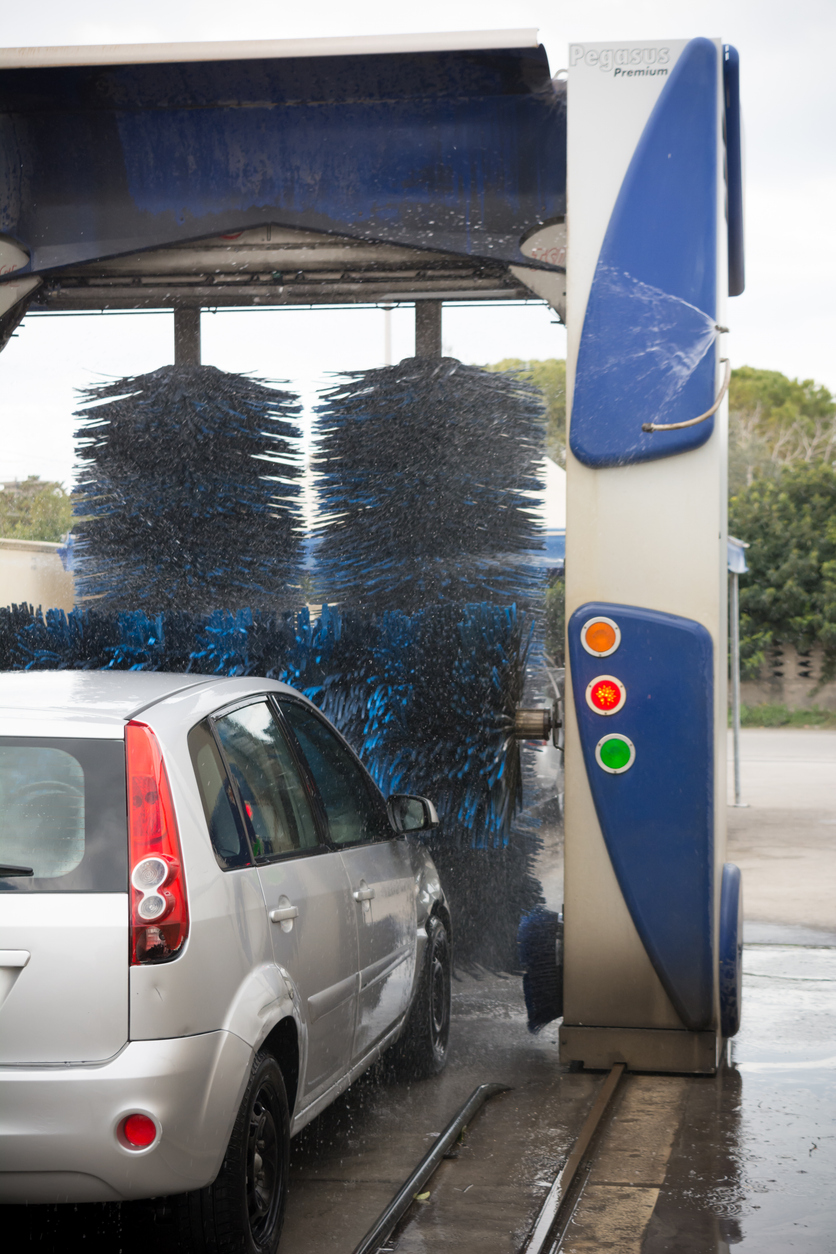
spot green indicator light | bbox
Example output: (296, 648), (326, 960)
(595, 734), (636, 774)
(600, 737), (631, 770)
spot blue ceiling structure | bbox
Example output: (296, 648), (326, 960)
(0, 43), (566, 279)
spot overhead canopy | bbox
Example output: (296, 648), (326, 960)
(0, 31), (567, 294)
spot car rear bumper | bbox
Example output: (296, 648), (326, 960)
(0, 1029), (252, 1202)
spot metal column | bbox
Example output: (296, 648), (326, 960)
(415, 301), (442, 358)
(174, 308), (201, 365)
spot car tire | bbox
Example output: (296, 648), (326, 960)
(390, 914), (451, 1080)
(136, 1051), (290, 1254)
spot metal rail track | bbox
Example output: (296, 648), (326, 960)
(520, 1064), (625, 1254)
(350, 1083), (510, 1254)
(350, 1065), (625, 1254)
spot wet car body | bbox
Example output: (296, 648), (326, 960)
(0, 671), (450, 1224)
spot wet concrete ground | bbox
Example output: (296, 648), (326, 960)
(642, 934), (836, 1253)
(9, 729), (836, 1251)
(279, 933), (836, 1254)
(283, 974), (598, 1253)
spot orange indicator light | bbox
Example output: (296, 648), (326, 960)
(581, 616), (621, 657)
(585, 674), (626, 715)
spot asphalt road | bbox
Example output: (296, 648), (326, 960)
(728, 728), (836, 940)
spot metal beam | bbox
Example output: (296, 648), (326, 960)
(27, 225), (529, 312)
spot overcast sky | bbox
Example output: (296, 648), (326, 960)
(1, 0), (833, 488)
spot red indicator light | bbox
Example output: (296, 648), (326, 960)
(585, 675), (626, 716)
(121, 1113), (157, 1148)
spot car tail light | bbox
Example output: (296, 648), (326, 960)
(126, 721), (189, 964)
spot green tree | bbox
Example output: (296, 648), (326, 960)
(544, 579), (565, 665)
(729, 461), (836, 679)
(729, 367), (835, 495)
(484, 358), (566, 466)
(0, 476), (73, 542)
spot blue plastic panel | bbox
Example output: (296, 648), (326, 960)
(569, 601), (714, 1029)
(719, 862), (743, 1037)
(723, 46), (745, 296)
(0, 46), (566, 275)
(570, 38), (719, 467)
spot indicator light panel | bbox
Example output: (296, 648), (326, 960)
(595, 733), (636, 774)
(569, 600), (715, 1030)
(581, 616), (621, 657)
(586, 675), (626, 715)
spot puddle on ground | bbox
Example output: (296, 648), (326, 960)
(644, 942), (836, 1253)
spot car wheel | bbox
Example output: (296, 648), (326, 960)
(138, 1051), (290, 1254)
(390, 914), (451, 1079)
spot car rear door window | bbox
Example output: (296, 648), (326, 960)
(188, 721), (252, 870)
(0, 738), (127, 893)
(277, 701), (389, 847)
(214, 701), (320, 859)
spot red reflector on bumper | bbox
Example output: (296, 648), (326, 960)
(121, 1113), (157, 1148)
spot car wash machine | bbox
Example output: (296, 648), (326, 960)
(0, 30), (744, 1074)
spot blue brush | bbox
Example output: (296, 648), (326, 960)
(313, 357), (546, 613)
(72, 365), (305, 612)
(1, 599), (543, 969)
(518, 907), (564, 1032)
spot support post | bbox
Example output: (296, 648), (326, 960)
(415, 301), (442, 358)
(383, 304), (393, 366)
(174, 307), (201, 365)
(729, 569), (746, 807)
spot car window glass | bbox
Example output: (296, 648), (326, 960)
(0, 738), (127, 894)
(278, 701), (388, 847)
(188, 721), (251, 870)
(0, 746), (84, 877)
(214, 701), (319, 859)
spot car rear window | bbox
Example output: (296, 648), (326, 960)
(188, 720), (252, 871)
(0, 738), (127, 893)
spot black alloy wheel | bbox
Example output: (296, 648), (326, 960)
(388, 913), (452, 1079)
(245, 1068), (285, 1249)
(429, 918), (451, 1064)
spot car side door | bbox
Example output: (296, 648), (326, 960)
(211, 698), (360, 1106)
(277, 698), (417, 1065)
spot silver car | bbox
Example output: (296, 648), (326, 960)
(0, 671), (451, 1252)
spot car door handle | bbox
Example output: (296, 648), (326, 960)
(353, 887), (375, 902)
(0, 951), (30, 968)
(270, 906), (299, 923)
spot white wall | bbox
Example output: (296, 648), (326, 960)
(0, 539), (75, 612)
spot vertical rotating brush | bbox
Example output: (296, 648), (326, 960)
(313, 356), (549, 968)
(313, 357), (545, 613)
(354, 601), (546, 970)
(517, 906), (564, 1032)
(73, 366), (305, 613)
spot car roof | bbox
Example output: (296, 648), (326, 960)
(0, 670), (224, 723)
